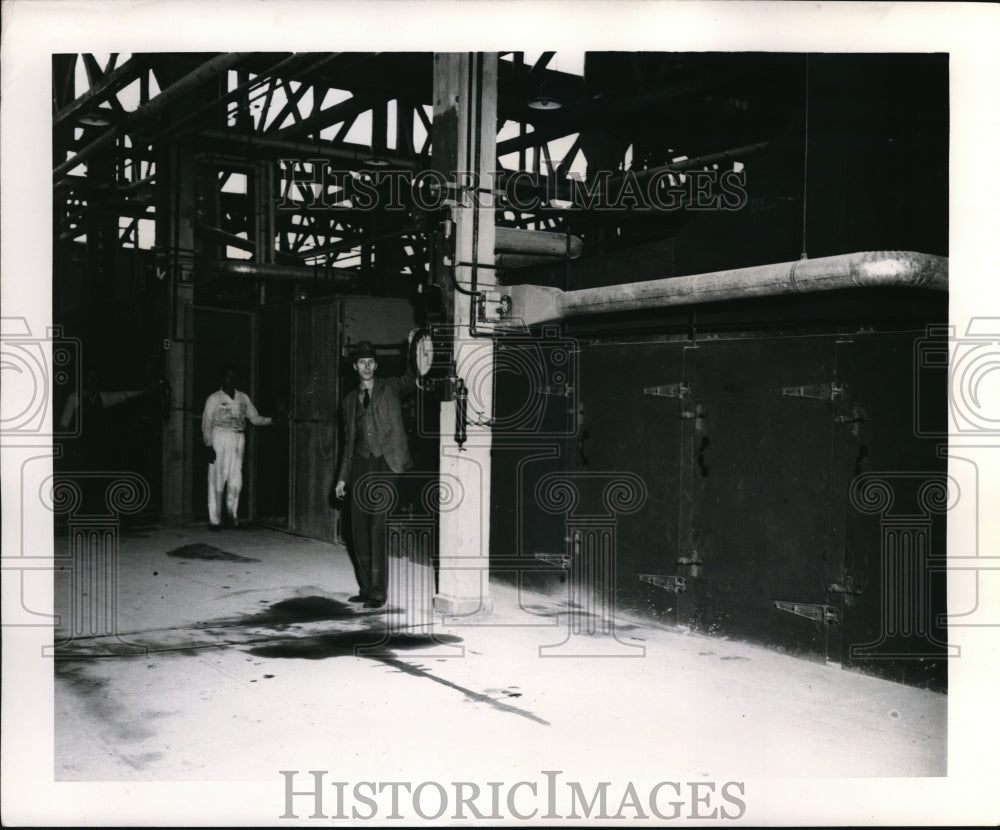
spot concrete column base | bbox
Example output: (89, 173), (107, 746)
(433, 593), (494, 617)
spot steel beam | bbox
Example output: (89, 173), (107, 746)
(54, 53), (250, 181)
(54, 57), (144, 128)
(270, 93), (376, 142)
(496, 69), (748, 158)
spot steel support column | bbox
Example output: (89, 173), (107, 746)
(431, 53), (498, 617)
(156, 140), (198, 522)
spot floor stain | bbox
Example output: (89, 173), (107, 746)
(247, 629), (461, 660)
(239, 595), (357, 626)
(166, 543), (259, 563)
(55, 663), (156, 743)
(56, 594), (547, 727)
(239, 612), (545, 725)
(119, 751), (163, 770)
(382, 657), (549, 726)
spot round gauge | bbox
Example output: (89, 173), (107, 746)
(410, 328), (434, 377)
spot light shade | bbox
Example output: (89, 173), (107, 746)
(527, 95), (561, 111)
(78, 112), (111, 127)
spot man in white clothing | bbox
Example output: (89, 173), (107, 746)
(201, 364), (273, 530)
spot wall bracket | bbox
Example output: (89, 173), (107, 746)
(774, 600), (840, 625)
(638, 573), (687, 593)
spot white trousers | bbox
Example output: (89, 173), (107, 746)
(208, 429), (245, 526)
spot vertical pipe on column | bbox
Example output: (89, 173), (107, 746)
(432, 53), (498, 616)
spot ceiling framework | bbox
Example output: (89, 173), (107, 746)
(52, 51), (796, 303)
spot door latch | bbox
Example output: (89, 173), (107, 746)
(677, 554), (703, 579)
(834, 405), (867, 436)
(826, 575), (862, 606)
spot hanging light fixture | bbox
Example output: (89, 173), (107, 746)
(78, 110), (111, 127)
(527, 82), (561, 111)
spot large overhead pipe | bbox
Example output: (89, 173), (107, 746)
(195, 222), (256, 253)
(495, 226), (583, 258)
(209, 260), (359, 286)
(197, 128), (418, 169)
(610, 141), (769, 186)
(509, 251), (948, 326)
(53, 52), (251, 181)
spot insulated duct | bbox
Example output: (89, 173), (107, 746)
(197, 129), (418, 169)
(210, 260), (359, 285)
(494, 226), (583, 269)
(495, 226), (583, 259)
(509, 251), (948, 326)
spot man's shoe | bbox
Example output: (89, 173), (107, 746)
(348, 595), (368, 604)
(208, 524), (221, 532)
(364, 597), (386, 609)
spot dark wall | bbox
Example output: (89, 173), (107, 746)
(53, 243), (166, 515)
(490, 54), (949, 688)
(491, 291), (949, 690)
(557, 53), (948, 292)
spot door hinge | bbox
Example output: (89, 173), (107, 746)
(643, 383), (704, 423)
(638, 573), (687, 593)
(774, 600), (840, 625)
(780, 382), (846, 402)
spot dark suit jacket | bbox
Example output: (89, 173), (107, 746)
(337, 366), (417, 483)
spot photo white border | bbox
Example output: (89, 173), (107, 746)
(3, 1), (999, 825)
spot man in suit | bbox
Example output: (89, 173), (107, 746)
(335, 339), (416, 608)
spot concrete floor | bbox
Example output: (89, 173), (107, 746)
(52, 520), (946, 792)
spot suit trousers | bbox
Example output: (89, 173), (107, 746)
(349, 453), (392, 602)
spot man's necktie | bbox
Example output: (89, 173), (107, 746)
(362, 388), (370, 409)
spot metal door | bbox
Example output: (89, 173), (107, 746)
(289, 300), (341, 541)
(574, 340), (689, 625)
(490, 326), (577, 595)
(838, 331), (951, 690)
(686, 335), (844, 662)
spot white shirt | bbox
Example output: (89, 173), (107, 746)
(201, 388), (271, 446)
